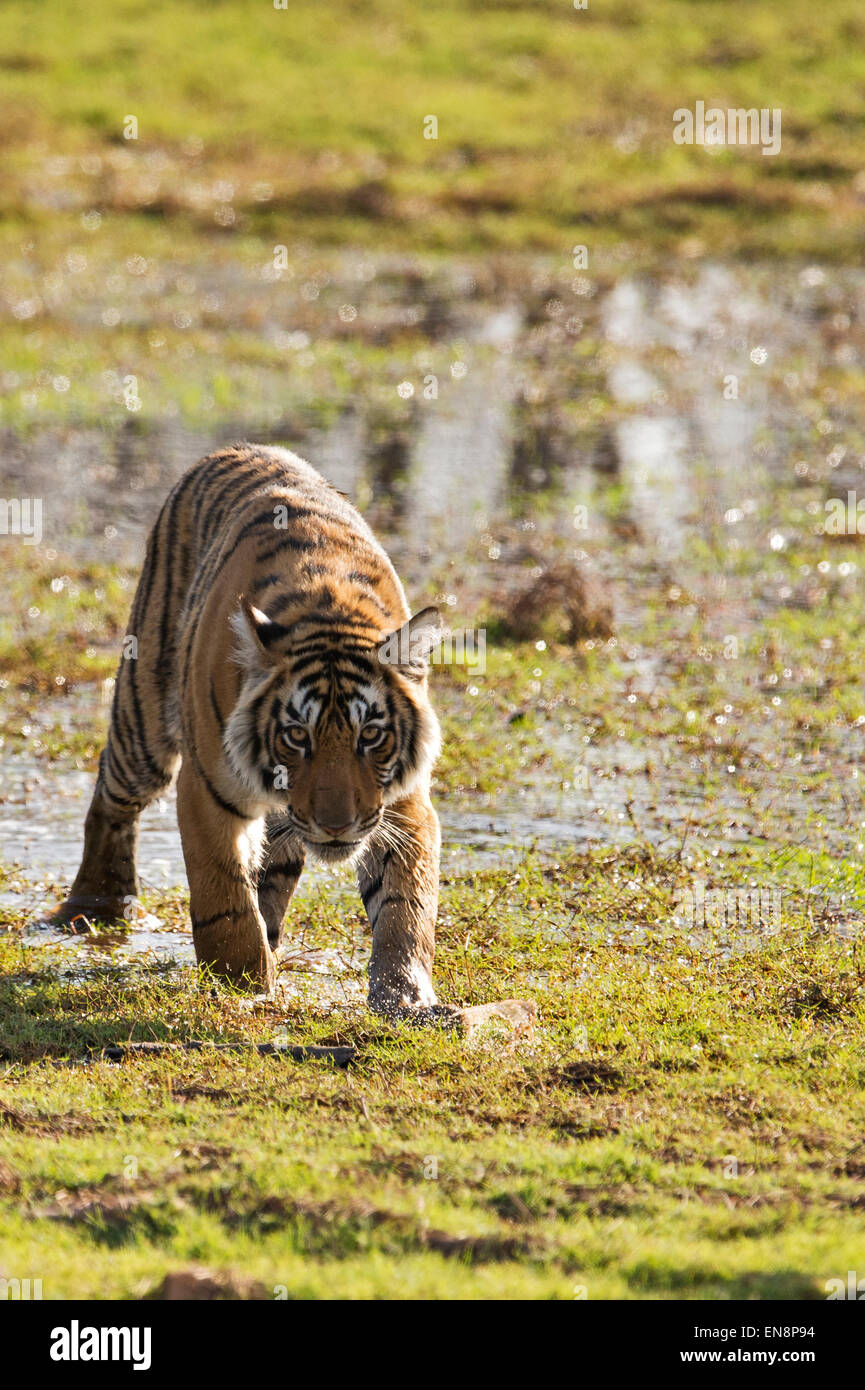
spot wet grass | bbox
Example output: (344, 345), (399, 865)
(0, 239), (486, 433)
(2, 845), (865, 1299)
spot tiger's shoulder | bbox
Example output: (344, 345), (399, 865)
(174, 443), (410, 684)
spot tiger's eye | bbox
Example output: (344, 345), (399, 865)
(359, 726), (383, 748)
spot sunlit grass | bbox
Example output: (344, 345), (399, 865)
(2, 844), (864, 1299)
(0, 0), (863, 256)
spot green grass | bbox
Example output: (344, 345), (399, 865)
(1, 0), (864, 257)
(2, 846), (865, 1299)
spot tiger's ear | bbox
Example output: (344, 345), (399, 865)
(377, 606), (444, 679)
(230, 594), (289, 668)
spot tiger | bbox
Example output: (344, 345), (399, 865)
(55, 444), (533, 1032)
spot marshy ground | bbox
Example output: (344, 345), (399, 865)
(3, 248), (865, 1299)
(2, 0), (865, 1300)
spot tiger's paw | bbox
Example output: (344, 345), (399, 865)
(199, 952), (277, 997)
(192, 914), (277, 996)
(46, 894), (132, 931)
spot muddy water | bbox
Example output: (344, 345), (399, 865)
(3, 259), (864, 969)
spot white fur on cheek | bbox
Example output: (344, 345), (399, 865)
(384, 701), (441, 805)
(223, 672), (285, 806)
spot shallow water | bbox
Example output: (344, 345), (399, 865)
(5, 260), (862, 564)
(3, 258), (864, 970)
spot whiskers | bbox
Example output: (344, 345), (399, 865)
(263, 814), (304, 865)
(362, 807), (416, 865)
(264, 806), (416, 871)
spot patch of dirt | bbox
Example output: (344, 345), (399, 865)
(35, 1186), (168, 1221)
(363, 1148), (431, 1182)
(0, 1105), (106, 1137)
(0, 1160), (21, 1193)
(188, 1188), (536, 1261)
(34, 1187), (182, 1246)
(779, 978), (861, 1018)
(834, 1158), (865, 1179)
(172, 1143), (239, 1172)
(659, 1146), (700, 1165)
(648, 1057), (700, 1074)
(825, 1191), (865, 1211)
(421, 1228), (533, 1261)
(706, 1087), (770, 1125)
(550, 1118), (620, 1140)
(687, 1184), (865, 1212)
(147, 1267), (268, 1301)
(684, 1186), (789, 1210)
(171, 1085), (243, 1103)
(565, 1183), (643, 1217)
(488, 1191), (536, 1223)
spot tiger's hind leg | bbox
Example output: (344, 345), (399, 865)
(54, 628), (180, 926)
(54, 766), (178, 927)
(53, 471), (197, 926)
(256, 819), (305, 951)
(54, 690), (178, 925)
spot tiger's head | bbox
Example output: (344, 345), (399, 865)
(224, 596), (442, 863)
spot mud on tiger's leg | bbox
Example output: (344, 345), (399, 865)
(176, 763), (275, 992)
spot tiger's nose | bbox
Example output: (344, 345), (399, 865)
(319, 821), (353, 838)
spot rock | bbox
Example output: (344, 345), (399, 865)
(149, 1267), (268, 1301)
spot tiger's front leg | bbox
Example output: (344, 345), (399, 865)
(358, 790), (444, 1018)
(358, 791), (486, 1030)
(176, 762), (275, 993)
(359, 791), (537, 1035)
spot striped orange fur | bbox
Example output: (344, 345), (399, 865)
(56, 444), (534, 1031)
(53, 445), (454, 1010)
